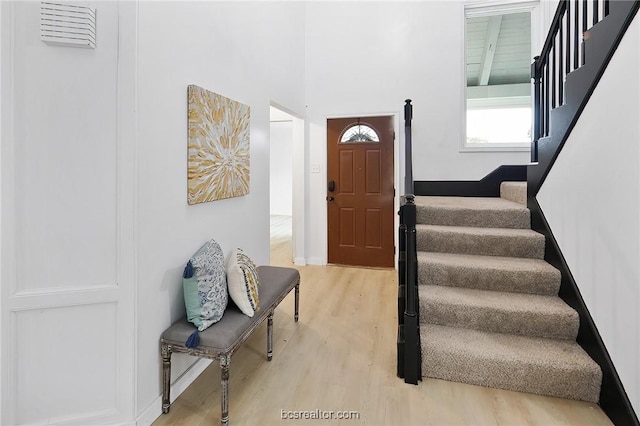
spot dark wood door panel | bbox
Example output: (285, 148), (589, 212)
(365, 208), (383, 248)
(365, 149), (382, 195)
(339, 208), (356, 247)
(339, 150), (355, 194)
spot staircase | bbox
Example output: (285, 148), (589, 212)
(415, 182), (602, 402)
(397, 2), (640, 422)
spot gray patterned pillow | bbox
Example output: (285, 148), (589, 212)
(184, 239), (228, 331)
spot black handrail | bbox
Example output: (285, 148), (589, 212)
(530, 0), (638, 195)
(397, 100), (421, 384)
(531, 56), (541, 162)
(532, 0), (611, 149)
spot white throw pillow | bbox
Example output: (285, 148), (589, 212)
(226, 248), (260, 317)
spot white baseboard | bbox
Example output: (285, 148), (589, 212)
(293, 257), (306, 266)
(136, 358), (213, 426)
(307, 257), (324, 265)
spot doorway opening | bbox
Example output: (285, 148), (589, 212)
(269, 105), (296, 265)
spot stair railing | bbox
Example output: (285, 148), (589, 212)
(529, 1), (640, 423)
(530, 0), (639, 192)
(531, 0), (609, 162)
(397, 99), (421, 384)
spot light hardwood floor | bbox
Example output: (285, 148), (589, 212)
(152, 216), (612, 426)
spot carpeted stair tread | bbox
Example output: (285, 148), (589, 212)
(500, 181), (527, 206)
(421, 324), (602, 402)
(419, 285), (579, 340)
(413, 186), (602, 401)
(414, 196), (530, 228)
(417, 252), (560, 295)
(417, 224), (545, 259)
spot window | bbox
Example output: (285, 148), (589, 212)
(465, 5), (535, 150)
(467, 107), (531, 144)
(340, 124), (380, 143)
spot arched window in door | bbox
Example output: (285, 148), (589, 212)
(340, 123), (380, 143)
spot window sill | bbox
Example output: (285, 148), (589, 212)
(460, 144), (531, 153)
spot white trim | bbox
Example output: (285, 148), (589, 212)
(464, 0), (540, 16)
(393, 112), (400, 270)
(467, 97), (531, 108)
(292, 116), (305, 264)
(467, 82), (531, 100)
(270, 101), (303, 120)
(18, 409), (123, 426)
(1, 3), (16, 423)
(306, 257), (324, 266)
(135, 358), (213, 426)
(0, 1), (6, 420)
(460, 145), (531, 152)
(0, 3), (2, 423)
(117, 0), (139, 422)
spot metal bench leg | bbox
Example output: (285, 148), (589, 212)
(295, 282), (300, 322)
(220, 354), (230, 426)
(161, 344), (172, 414)
(267, 312), (274, 361)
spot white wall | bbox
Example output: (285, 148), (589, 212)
(538, 13), (640, 413)
(0, 2), (5, 418)
(1, 1), (306, 424)
(270, 121), (294, 216)
(304, 1), (532, 264)
(135, 1), (305, 420)
(1, 1), (137, 424)
(540, 0), (561, 35)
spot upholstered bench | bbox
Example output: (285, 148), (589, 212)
(160, 265), (300, 426)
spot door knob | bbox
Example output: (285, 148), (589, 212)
(326, 196), (335, 202)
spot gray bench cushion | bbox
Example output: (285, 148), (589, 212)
(161, 266), (299, 353)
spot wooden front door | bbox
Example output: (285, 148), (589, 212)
(327, 116), (395, 267)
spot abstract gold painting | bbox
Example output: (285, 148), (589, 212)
(187, 85), (250, 204)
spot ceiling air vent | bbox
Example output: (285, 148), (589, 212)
(40, 2), (96, 49)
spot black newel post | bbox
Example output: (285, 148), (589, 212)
(531, 56), (541, 163)
(404, 99), (413, 196)
(402, 193), (420, 385)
